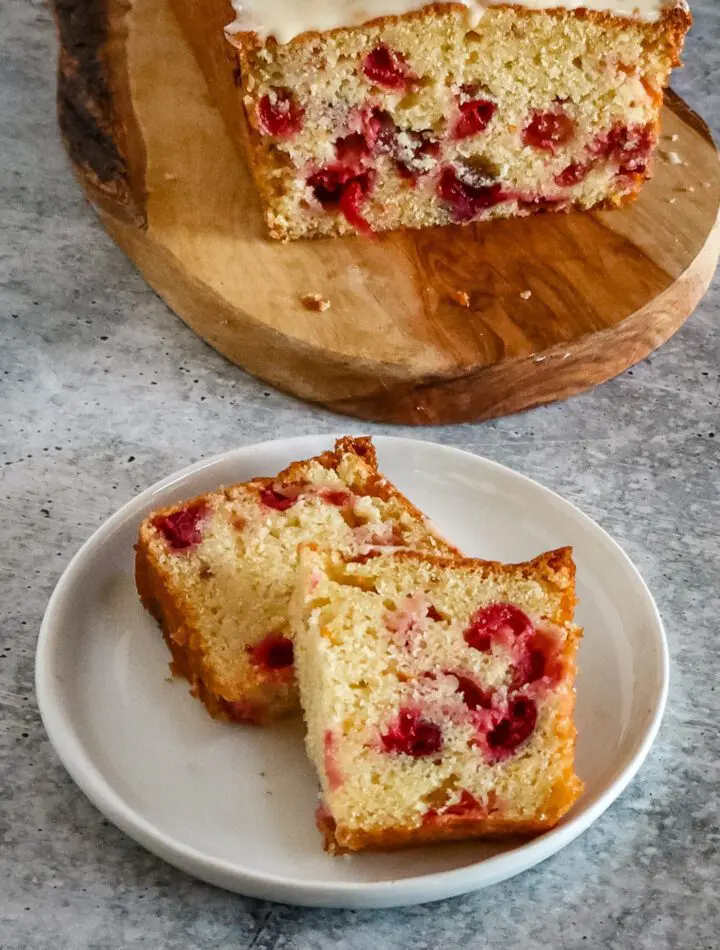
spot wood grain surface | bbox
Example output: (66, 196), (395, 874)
(54, 0), (720, 425)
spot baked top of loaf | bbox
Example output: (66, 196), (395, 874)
(291, 544), (583, 853)
(227, 0), (690, 45)
(135, 437), (456, 723)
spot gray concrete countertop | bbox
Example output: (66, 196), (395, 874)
(2, 1), (719, 947)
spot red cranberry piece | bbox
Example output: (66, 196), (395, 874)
(487, 697), (537, 759)
(426, 605), (443, 622)
(366, 108), (397, 153)
(381, 709), (443, 757)
(453, 97), (496, 140)
(523, 111), (575, 152)
(424, 788), (482, 822)
(309, 165), (354, 206)
(464, 603), (534, 653)
(590, 123), (654, 170)
(319, 488), (351, 506)
(448, 672), (494, 711)
(324, 730), (343, 790)
(620, 124), (654, 165)
(590, 130), (617, 161)
(260, 486), (296, 511)
(437, 167), (506, 222)
(154, 503), (208, 550)
(340, 106), (393, 160)
(363, 45), (412, 91)
(443, 789), (482, 816)
(554, 162), (592, 187)
(339, 177), (373, 233)
(308, 166), (374, 233)
(249, 634), (294, 670)
(487, 696), (537, 761)
(513, 627), (565, 689)
(511, 647), (547, 689)
(257, 88), (304, 138)
(354, 107), (438, 182)
(618, 162), (648, 178)
(335, 132), (372, 169)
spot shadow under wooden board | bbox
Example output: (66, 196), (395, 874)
(55, 0), (720, 425)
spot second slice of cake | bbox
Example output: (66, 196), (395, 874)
(291, 545), (584, 853)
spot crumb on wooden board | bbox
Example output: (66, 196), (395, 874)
(301, 293), (330, 312)
(450, 290), (470, 308)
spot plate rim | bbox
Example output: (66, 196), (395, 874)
(35, 433), (669, 908)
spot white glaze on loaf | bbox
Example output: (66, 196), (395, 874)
(227, 0), (688, 44)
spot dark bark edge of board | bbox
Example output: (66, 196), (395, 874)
(54, 0), (147, 226)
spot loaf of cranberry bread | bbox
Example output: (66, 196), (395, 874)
(216, 0), (691, 239)
(135, 437), (455, 724)
(291, 544), (583, 853)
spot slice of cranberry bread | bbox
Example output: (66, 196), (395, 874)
(291, 544), (583, 853)
(216, 1), (690, 239)
(135, 437), (455, 724)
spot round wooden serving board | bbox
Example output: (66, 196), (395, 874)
(55, 0), (720, 425)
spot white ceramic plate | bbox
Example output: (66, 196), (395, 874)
(36, 435), (668, 909)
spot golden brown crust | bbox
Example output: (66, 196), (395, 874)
(135, 437), (458, 723)
(232, 41), (284, 239)
(340, 545), (578, 625)
(135, 519), (268, 722)
(318, 785), (582, 853)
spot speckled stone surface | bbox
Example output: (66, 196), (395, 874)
(1, 1), (719, 946)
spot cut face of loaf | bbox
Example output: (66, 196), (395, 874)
(291, 545), (584, 853)
(223, 4), (690, 239)
(135, 437), (455, 723)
